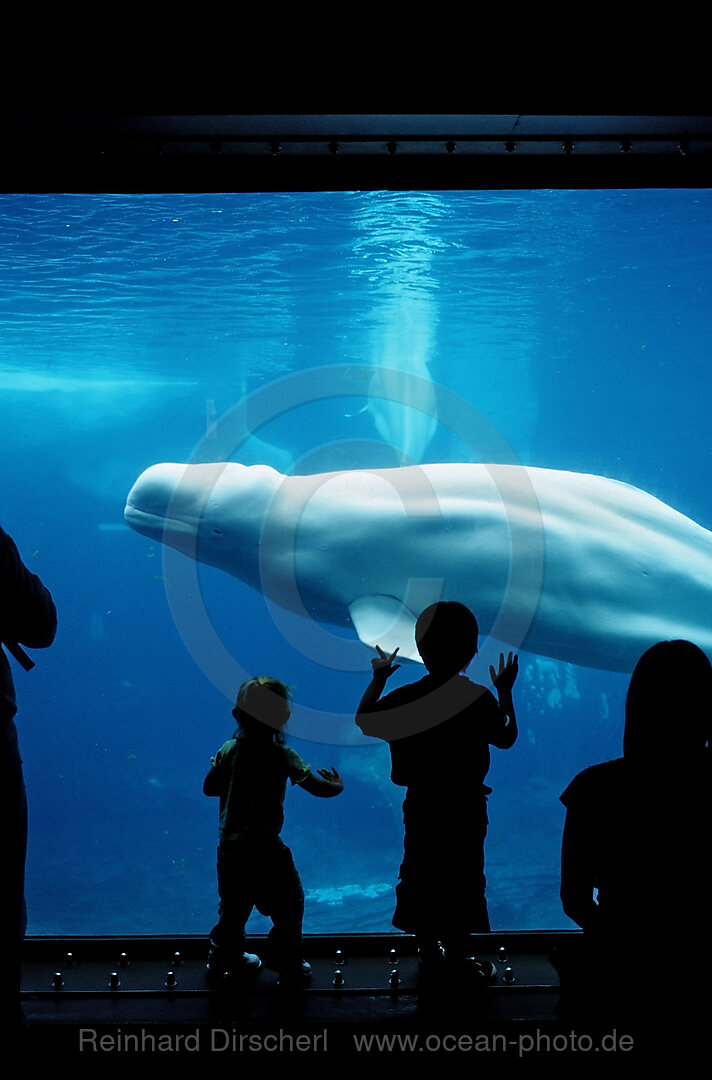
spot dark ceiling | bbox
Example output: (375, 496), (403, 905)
(3, 114), (712, 191)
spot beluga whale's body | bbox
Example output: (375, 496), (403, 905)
(124, 461), (712, 672)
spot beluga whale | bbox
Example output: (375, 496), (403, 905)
(124, 460), (712, 673)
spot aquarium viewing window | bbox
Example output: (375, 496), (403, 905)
(2, 114), (711, 938)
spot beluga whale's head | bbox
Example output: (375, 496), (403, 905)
(124, 462), (282, 584)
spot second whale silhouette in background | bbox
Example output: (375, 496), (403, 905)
(124, 461), (712, 673)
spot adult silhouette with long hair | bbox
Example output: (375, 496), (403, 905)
(558, 639), (710, 1034)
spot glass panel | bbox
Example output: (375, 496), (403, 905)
(2, 190), (709, 934)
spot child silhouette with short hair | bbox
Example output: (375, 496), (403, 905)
(204, 675), (343, 984)
(356, 602), (518, 978)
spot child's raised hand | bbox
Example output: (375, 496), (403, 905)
(371, 645), (400, 678)
(317, 767), (343, 790)
(490, 651), (519, 692)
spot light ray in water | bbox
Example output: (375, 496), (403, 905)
(354, 193), (443, 464)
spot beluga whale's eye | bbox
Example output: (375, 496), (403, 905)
(213, 528), (222, 535)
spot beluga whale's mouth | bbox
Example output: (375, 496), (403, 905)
(124, 462), (201, 543)
(124, 461), (247, 556)
(124, 461), (282, 578)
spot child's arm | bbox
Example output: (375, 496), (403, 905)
(489, 651), (519, 748)
(356, 646), (400, 735)
(298, 767), (344, 798)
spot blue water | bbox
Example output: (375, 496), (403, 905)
(1, 190), (711, 935)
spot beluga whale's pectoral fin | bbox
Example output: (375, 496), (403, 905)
(348, 595), (423, 663)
